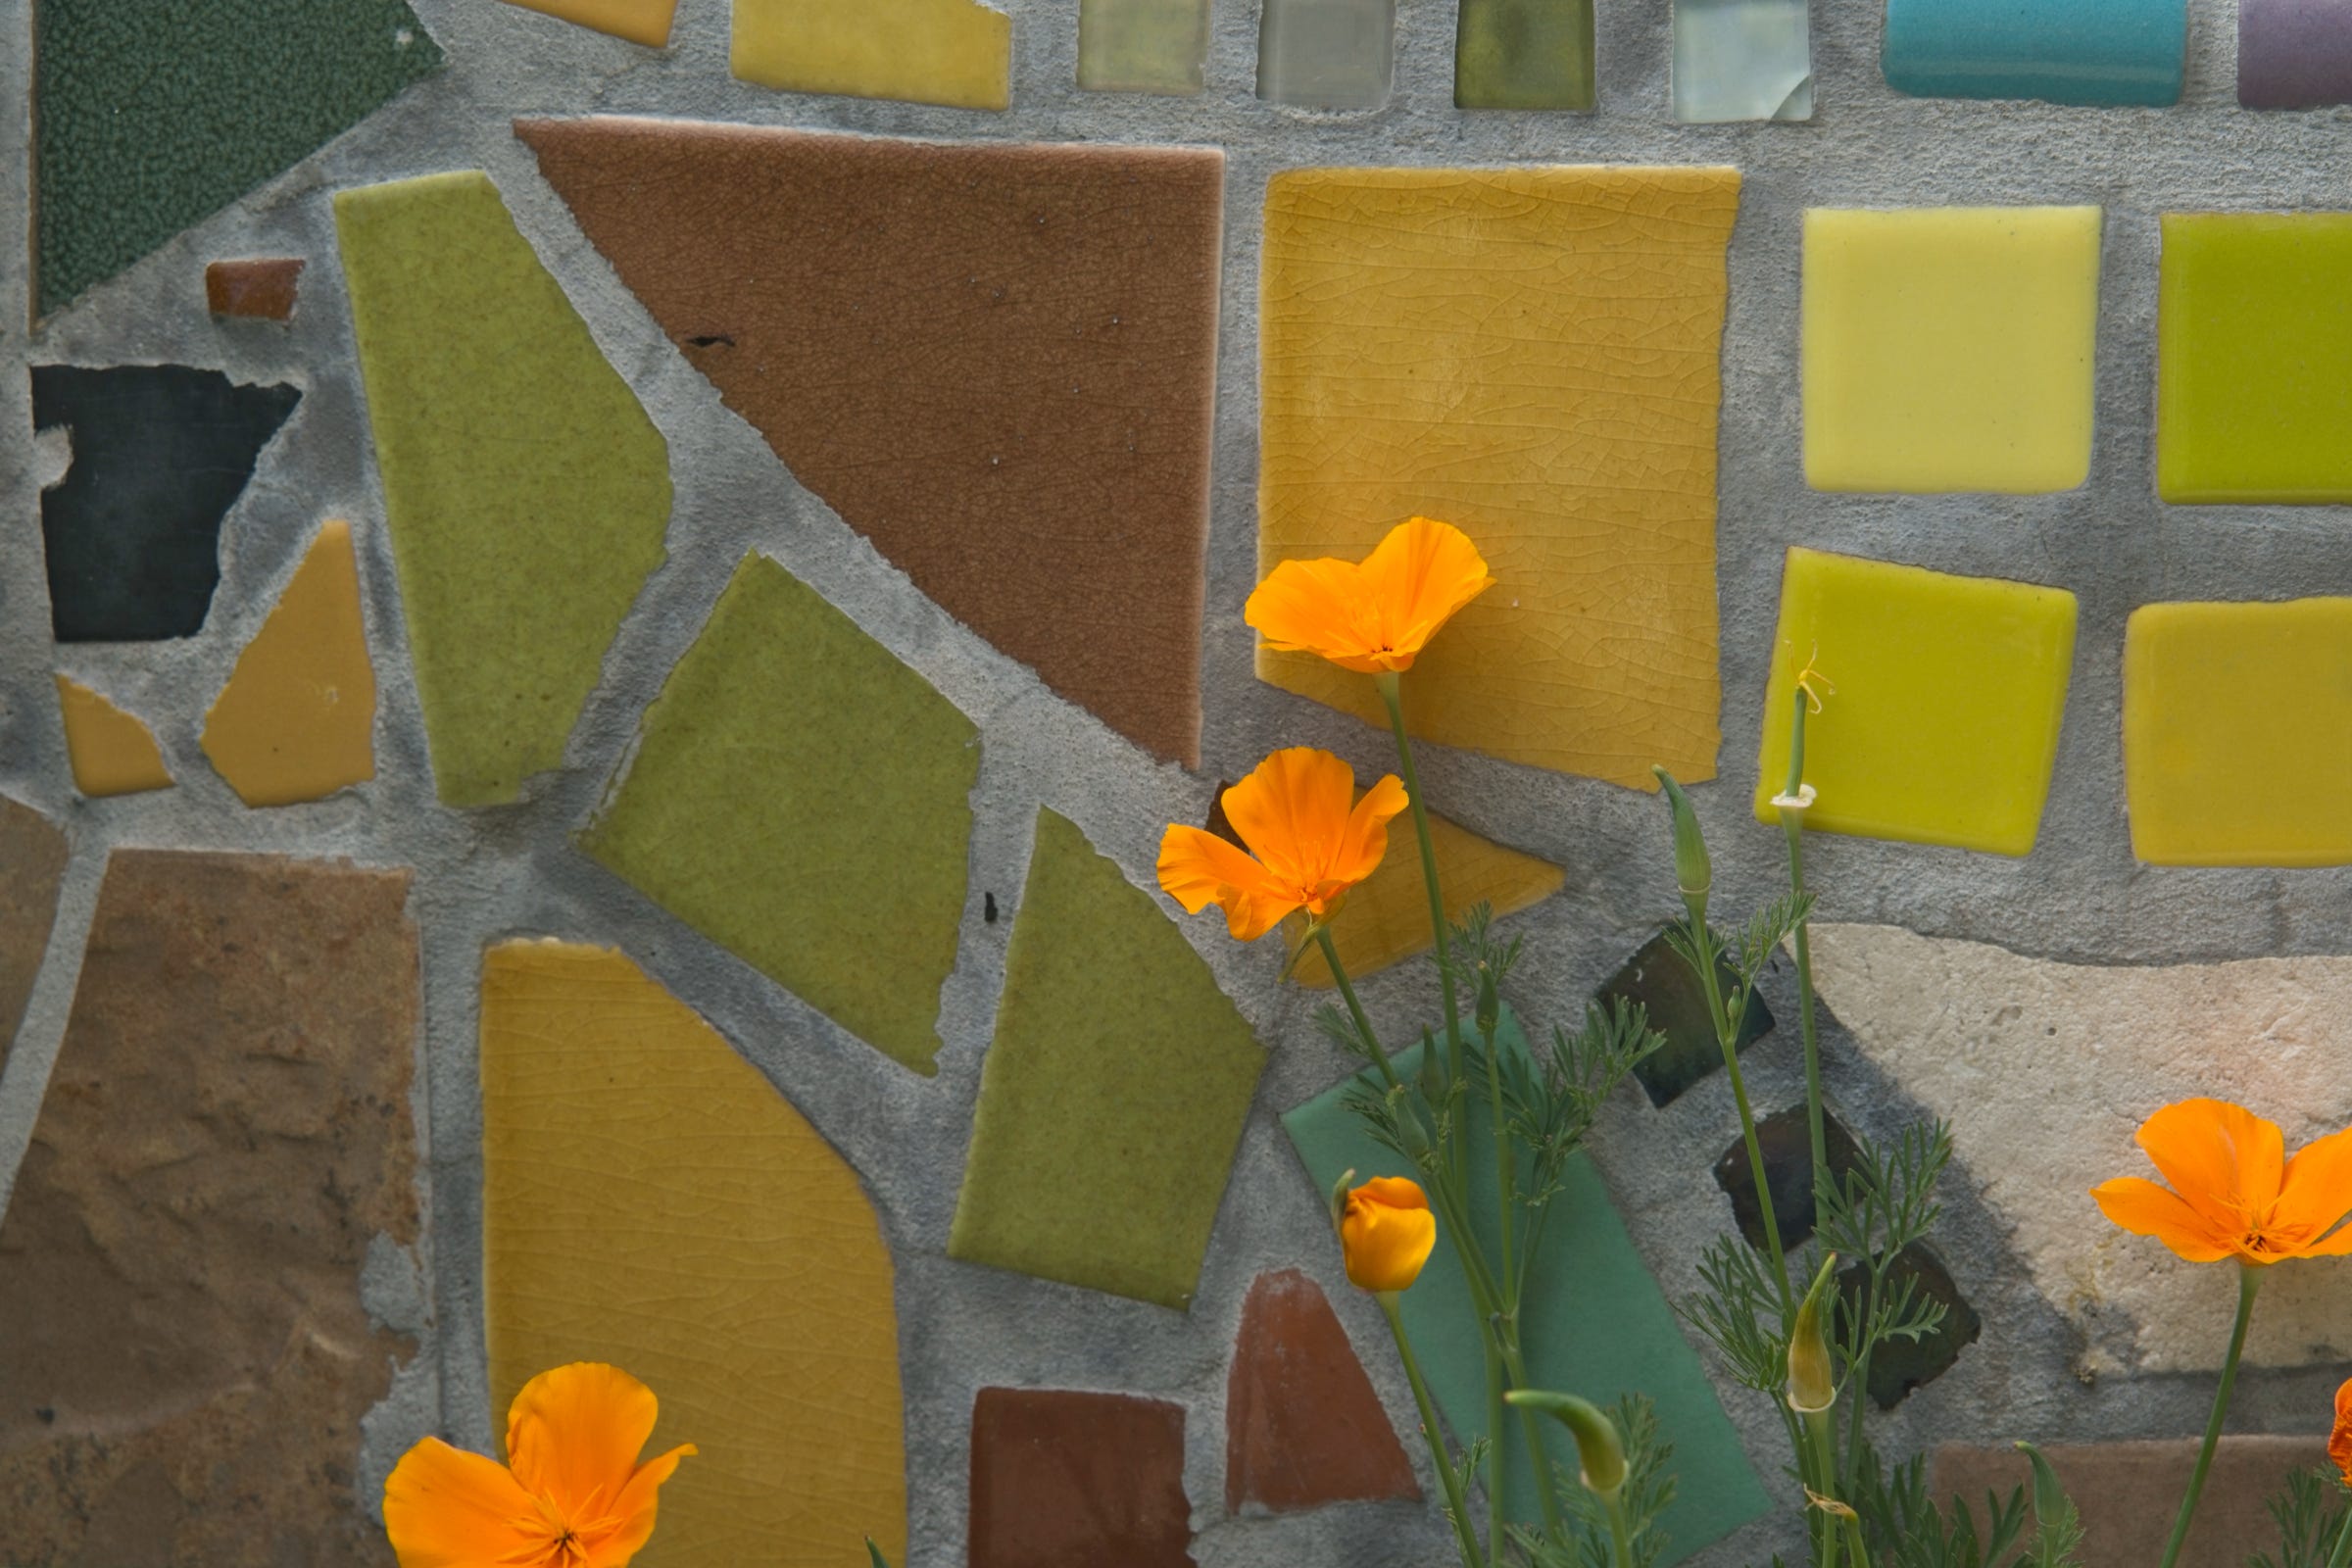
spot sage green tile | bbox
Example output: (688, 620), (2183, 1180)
(579, 554), (978, 1075)
(950, 808), (1264, 1309)
(1079, 0), (1209, 92)
(335, 172), (671, 807)
(1455, 0), (1596, 110)
(1257, 0), (1396, 109)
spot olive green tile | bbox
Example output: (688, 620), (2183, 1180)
(1456, 0), (1595, 109)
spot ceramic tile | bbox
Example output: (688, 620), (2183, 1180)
(1226, 1268), (1418, 1514)
(1287, 808), (1562, 988)
(1882, 0), (2185, 106)
(730, 0), (1010, 110)
(1674, 0), (1812, 121)
(1804, 208), (2101, 494)
(53, 677), (173, 799)
(32, 0), (439, 317)
(334, 171), (672, 807)
(1711, 1103), (1863, 1250)
(1079, 0), (1209, 92)
(204, 258), (304, 321)
(1600, 927), (1774, 1108)
(1752, 548), (2078, 857)
(1839, 1243), (1980, 1408)
(501, 0), (677, 46)
(1257, 0), (1396, 108)
(2240, 0), (2352, 107)
(580, 555), (977, 1075)
(201, 520), (376, 808)
(1283, 1017), (1772, 1557)
(1454, 0), (1595, 108)
(516, 120), (1224, 766)
(1260, 168), (1740, 789)
(480, 940), (907, 1568)
(2157, 214), (2352, 503)
(971, 1389), (1196, 1568)
(0, 797), (70, 1071)
(950, 809), (1262, 1308)
(0, 852), (416, 1562)
(31, 366), (300, 643)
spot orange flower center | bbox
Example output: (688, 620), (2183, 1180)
(506, 1490), (622, 1568)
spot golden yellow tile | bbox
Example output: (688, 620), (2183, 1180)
(480, 940), (906, 1567)
(2123, 599), (2352, 865)
(1289, 809), (1563, 987)
(53, 675), (172, 798)
(1258, 167), (1741, 790)
(500, 0), (677, 46)
(730, 0), (1011, 110)
(201, 520), (377, 808)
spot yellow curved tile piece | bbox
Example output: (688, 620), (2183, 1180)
(480, 940), (907, 1568)
(53, 675), (172, 798)
(1289, 810), (1564, 987)
(500, 0), (677, 46)
(731, 0), (1011, 111)
(201, 520), (378, 808)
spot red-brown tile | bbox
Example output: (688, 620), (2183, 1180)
(205, 257), (305, 320)
(971, 1388), (1197, 1568)
(1227, 1268), (1419, 1514)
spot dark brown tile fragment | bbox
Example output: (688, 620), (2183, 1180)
(205, 258), (305, 320)
(0, 796), (69, 1070)
(1713, 1103), (1862, 1250)
(1837, 1241), (1981, 1408)
(971, 1387), (1197, 1568)
(1226, 1268), (1418, 1514)
(1601, 927), (1773, 1108)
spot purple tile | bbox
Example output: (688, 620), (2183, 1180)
(2239, 0), (2352, 108)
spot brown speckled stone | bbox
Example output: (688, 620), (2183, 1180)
(0, 850), (419, 1566)
(0, 796), (68, 1070)
(1226, 1268), (1418, 1514)
(971, 1388), (1197, 1568)
(205, 258), (305, 320)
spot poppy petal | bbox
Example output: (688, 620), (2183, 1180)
(383, 1437), (541, 1568)
(2135, 1099), (2287, 1228)
(584, 1444), (697, 1568)
(2273, 1124), (2352, 1250)
(1247, 557), (1388, 672)
(1156, 825), (1298, 941)
(1355, 1174), (1430, 1211)
(505, 1362), (662, 1520)
(1334, 774), (1411, 887)
(2330, 1380), (2352, 1486)
(2092, 1176), (2236, 1262)
(2296, 1221), (2352, 1257)
(1221, 748), (1357, 889)
(1357, 517), (1495, 662)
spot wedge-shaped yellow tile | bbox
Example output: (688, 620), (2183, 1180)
(1804, 207), (2101, 494)
(2123, 599), (2352, 865)
(1753, 548), (2078, 857)
(1289, 810), (1563, 987)
(201, 520), (377, 808)
(480, 940), (906, 1568)
(500, 0), (676, 46)
(54, 676), (172, 798)
(1259, 167), (1740, 790)
(731, 0), (1011, 110)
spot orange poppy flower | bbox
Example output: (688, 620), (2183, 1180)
(1246, 516), (1496, 674)
(1156, 747), (1408, 942)
(384, 1362), (694, 1568)
(2091, 1098), (2352, 1266)
(2331, 1378), (2351, 1485)
(1340, 1176), (1439, 1294)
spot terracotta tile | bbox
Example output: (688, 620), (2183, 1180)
(201, 519), (377, 808)
(334, 171), (672, 807)
(1455, 0), (1593, 109)
(0, 851), (417, 1563)
(1712, 1103), (1863, 1250)
(32, 365), (300, 642)
(1286, 807), (1562, 988)
(1599, 927), (1773, 1108)
(204, 257), (304, 320)
(1226, 1268), (1418, 1514)
(53, 675), (173, 798)
(500, 0), (676, 47)
(971, 1388), (1196, 1568)
(1258, 0), (1395, 107)
(480, 940), (907, 1568)
(0, 796), (70, 1069)
(514, 119), (1224, 767)
(730, 0), (1010, 109)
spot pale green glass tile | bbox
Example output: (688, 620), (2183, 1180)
(1080, 0), (1209, 93)
(1258, 0), (1395, 109)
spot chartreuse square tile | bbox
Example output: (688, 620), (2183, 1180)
(1455, 0), (1595, 110)
(1284, 1017), (1771, 1559)
(1805, 208), (2102, 494)
(1883, 0), (2185, 106)
(731, 0), (1010, 110)
(2158, 215), (2352, 503)
(2123, 599), (2352, 865)
(1753, 549), (2079, 857)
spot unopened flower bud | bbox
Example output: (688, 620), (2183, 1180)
(1338, 1176), (1438, 1295)
(1505, 1390), (1626, 1497)
(1788, 1255), (1839, 1416)
(1475, 962), (1500, 1038)
(1651, 767), (1712, 921)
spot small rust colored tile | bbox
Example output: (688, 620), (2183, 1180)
(971, 1388), (1197, 1568)
(205, 258), (305, 320)
(1226, 1268), (1418, 1514)
(0, 795), (70, 1069)
(0, 850), (419, 1564)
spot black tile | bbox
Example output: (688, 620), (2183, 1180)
(1605, 927), (1773, 1107)
(1838, 1241), (1981, 1409)
(1712, 1103), (1862, 1250)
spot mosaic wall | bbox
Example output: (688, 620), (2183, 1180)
(1, 0), (2349, 1564)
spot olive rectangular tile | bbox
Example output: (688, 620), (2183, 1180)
(730, 0), (1011, 109)
(1454, 0), (1594, 109)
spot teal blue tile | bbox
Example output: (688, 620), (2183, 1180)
(1883, 0), (2183, 106)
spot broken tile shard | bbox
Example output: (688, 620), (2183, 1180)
(1258, 0), (1396, 108)
(54, 676), (173, 799)
(205, 258), (304, 320)
(580, 554), (977, 1074)
(950, 808), (1263, 1308)
(32, 365), (300, 643)
(1226, 1268), (1418, 1514)
(1838, 1242), (1981, 1408)
(201, 519), (377, 808)
(1455, 0), (1595, 108)
(0, 797), (70, 1070)
(335, 170), (671, 807)
(515, 119), (1223, 766)
(0, 851), (418, 1562)
(1711, 1103), (1863, 1250)
(501, 0), (677, 46)
(1289, 808), (1562, 988)
(1601, 927), (1773, 1108)
(1080, 0), (1209, 92)
(1674, 0), (1812, 121)
(730, 0), (1011, 110)
(480, 940), (907, 1568)
(1259, 168), (1740, 788)
(971, 1389), (1196, 1568)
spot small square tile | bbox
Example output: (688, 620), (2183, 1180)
(1804, 208), (2101, 494)
(1712, 1104), (1862, 1250)
(1674, 0), (1812, 122)
(204, 258), (303, 320)
(971, 1389), (1195, 1568)
(2158, 214), (2352, 503)
(1838, 1243), (1981, 1408)
(1256, 0), (1395, 108)
(2239, 0), (2352, 108)
(1455, 0), (1594, 110)
(1883, 0), (2184, 106)
(1600, 927), (1773, 1108)
(1079, 0), (1207, 92)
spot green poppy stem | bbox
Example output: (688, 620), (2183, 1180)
(2327, 1494), (2352, 1568)
(2158, 1264), (2264, 1568)
(1383, 1293), (1489, 1568)
(1315, 926), (1403, 1093)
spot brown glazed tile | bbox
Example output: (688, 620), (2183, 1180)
(0, 850), (419, 1565)
(0, 796), (69, 1070)
(1931, 1436), (2332, 1568)
(514, 117), (1224, 766)
(970, 1387), (1198, 1568)
(1226, 1268), (1418, 1514)
(204, 257), (305, 320)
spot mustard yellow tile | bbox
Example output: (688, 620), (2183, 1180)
(1259, 167), (1741, 790)
(201, 520), (377, 808)
(731, 0), (1011, 110)
(1752, 548), (2078, 857)
(2123, 599), (2352, 865)
(54, 675), (172, 798)
(1289, 810), (1563, 987)
(501, 0), (676, 46)
(1803, 207), (2101, 494)
(480, 940), (906, 1567)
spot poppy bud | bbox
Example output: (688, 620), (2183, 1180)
(1787, 1256), (1838, 1416)
(1651, 767), (1712, 922)
(1338, 1176), (1439, 1295)
(2017, 1441), (2070, 1533)
(1475, 962), (1500, 1038)
(1506, 1390), (1627, 1498)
